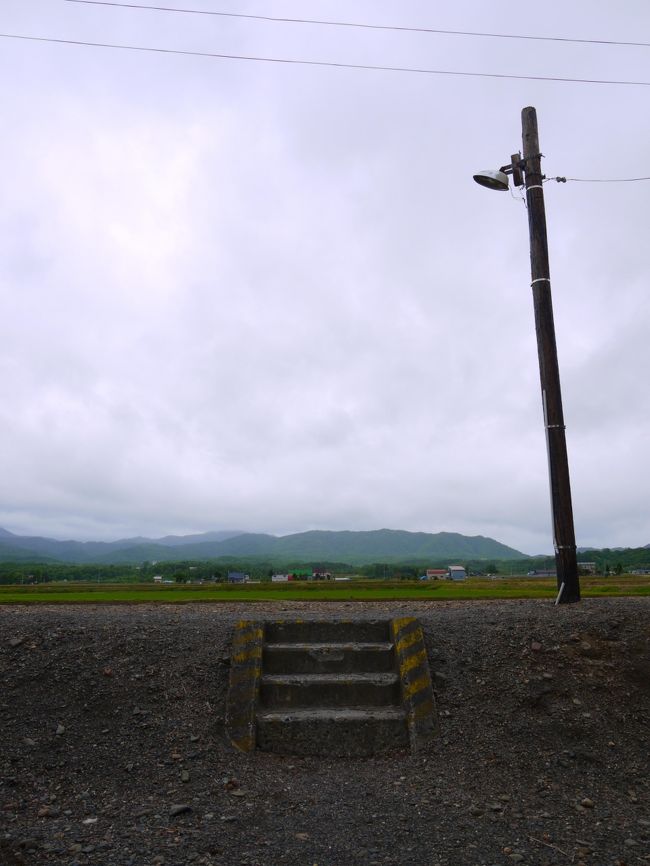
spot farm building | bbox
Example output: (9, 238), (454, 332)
(289, 570), (312, 580)
(227, 572), (249, 584)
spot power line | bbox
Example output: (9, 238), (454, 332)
(63, 0), (650, 50)
(566, 176), (650, 182)
(547, 174), (650, 183)
(3, 32), (650, 87)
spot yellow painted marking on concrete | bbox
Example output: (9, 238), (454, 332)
(233, 641), (263, 655)
(233, 634), (263, 649)
(235, 621), (261, 635)
(232, 642), (261, 663)
(404, 674), (430, 700)
(227, 622), (265, 754)
(395, 629), (422, 655)
(232, 647), (263, 664)
(392, 616), (416, 634)
(232, 644), (260, 657)
(233, 628), (263, 646)
(400, 648), (427, 675)
(233, 632), (262, 646)
(412, 699), (434, 722)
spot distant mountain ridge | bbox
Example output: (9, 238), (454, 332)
(0, 527), (524, 565)
(0, 528), (245, 564)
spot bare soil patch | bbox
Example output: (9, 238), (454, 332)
(1, 599), (648, 866)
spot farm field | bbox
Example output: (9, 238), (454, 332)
(0, 574), (648, 603)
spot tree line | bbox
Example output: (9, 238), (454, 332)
(1, 547), (648, 584)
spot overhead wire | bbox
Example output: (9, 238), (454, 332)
(2, 32), (650, 87)
(62, 0), (650, 50)
(546, 175), (650, 183)
(565, 176), (650, 182)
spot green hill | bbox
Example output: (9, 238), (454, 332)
(0, 527), (524, 565)
(83, 529), (525, 565)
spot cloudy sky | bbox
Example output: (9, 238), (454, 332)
(1, 0), (649, 554)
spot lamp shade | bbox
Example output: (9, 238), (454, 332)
(473, 169), (510, 191)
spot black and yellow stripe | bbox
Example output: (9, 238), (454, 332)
(390, 617), (438, 750)
(225, 620), (264, 752)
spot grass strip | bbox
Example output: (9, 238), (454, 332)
(0, 579), (648, 604)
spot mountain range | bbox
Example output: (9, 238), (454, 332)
(0, 527), (525, 565)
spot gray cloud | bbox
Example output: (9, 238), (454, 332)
(1, 0), (649, 553)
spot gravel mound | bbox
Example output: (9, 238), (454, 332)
(1, 598), (648, 866)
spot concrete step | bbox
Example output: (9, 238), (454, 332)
(256, 706), (409, 756)
(263, 641), (395, 674)
(265, 619), (390, 645)
(226, 617), (437, 756)
(260, 672), (401, 708)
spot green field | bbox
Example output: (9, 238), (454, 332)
(0, 575), (648, 603)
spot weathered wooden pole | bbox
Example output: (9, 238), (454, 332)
(521, 106), (580, 603)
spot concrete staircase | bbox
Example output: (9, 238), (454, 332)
(256, 620), (409, 757)
(226, 618), (437, 756)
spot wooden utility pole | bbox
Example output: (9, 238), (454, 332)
(521, 106), (580, 603)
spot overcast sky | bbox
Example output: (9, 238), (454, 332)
(1, 0), (649, 554)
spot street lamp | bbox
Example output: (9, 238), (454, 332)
(472, 168), (510, 192)
(474, 105), (580, 604)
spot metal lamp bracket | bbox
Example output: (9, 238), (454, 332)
(498, 153), (526, 188)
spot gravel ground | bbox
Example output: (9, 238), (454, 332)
(0, 598), (648, 866)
